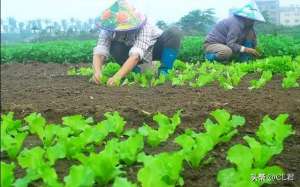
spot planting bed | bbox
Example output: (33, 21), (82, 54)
(1, 62), (300, 187)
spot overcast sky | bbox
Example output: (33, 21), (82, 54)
(2, 0), (300, 23)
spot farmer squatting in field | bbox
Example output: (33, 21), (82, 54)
(204, 0), (266, 63)
(92, 0), (182, 86)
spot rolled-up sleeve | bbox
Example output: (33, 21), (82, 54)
(129, 24), (153, 60)
(93, 30), (112, 57)
(226, 25), (242, 53)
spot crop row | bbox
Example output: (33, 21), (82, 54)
(217, 114), (294, 187)
(68, 56), (300, 89)
(1, 109), (294, 187)
(2, 35), (300, 64)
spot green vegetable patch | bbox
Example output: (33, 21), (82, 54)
(0, 109), (294, 187)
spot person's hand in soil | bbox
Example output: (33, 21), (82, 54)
(93, 72), (102, 84)
(106, 55), (140, 86)
(107, 76), (121, 86)
(92, 54), (105, 84)
(244, 48), (261, 57)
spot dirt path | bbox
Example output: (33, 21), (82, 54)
(1, 62), (300, 187)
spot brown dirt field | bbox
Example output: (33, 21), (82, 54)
(1, 62), (300, 187)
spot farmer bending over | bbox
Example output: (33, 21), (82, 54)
(204, 0), (265, 63)
(92, 0), (182, 86)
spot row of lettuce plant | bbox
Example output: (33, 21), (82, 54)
(1, 109), (294, 187)
(68, 56), (300, 90)
(217, 114), (295, 187)
(1, 110), (182, 186)
(136, 109), (246, 187)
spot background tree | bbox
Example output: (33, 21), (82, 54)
(31, 20), (40, 33)
(61, 19), (68, 32)
(156, 20), (168, 30)
(2, 13), (299, 43)
(8, 17), (17, 33)
(36, 19), (42, 31)
(75, 20), (82, 32)
(261, 11), (272, 24)
(255, 10), (281, 35)
(178, 9), (216, 35)
(1, 19), (8, 33)
(18, 22), (25, 33)
(70, 18), (76, 32)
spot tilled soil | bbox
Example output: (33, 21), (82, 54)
(1, 62), (300, 187)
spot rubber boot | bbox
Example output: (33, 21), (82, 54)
(205, 53), (218, 62)
(239, 40), (255, 62)
(159, 48), (178, 75)
(132, 66), (141, 73)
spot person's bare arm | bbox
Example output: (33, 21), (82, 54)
(107, 55), (139, 86)
(244, 48), (261, 57)
(92, 54), (106, 84)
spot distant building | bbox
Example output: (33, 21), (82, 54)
(280, 5), (300, 26)
(256, 0), (280, 24)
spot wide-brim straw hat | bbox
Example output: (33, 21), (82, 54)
(98, 0), (147, 31)
(233, 0), (266, 22)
